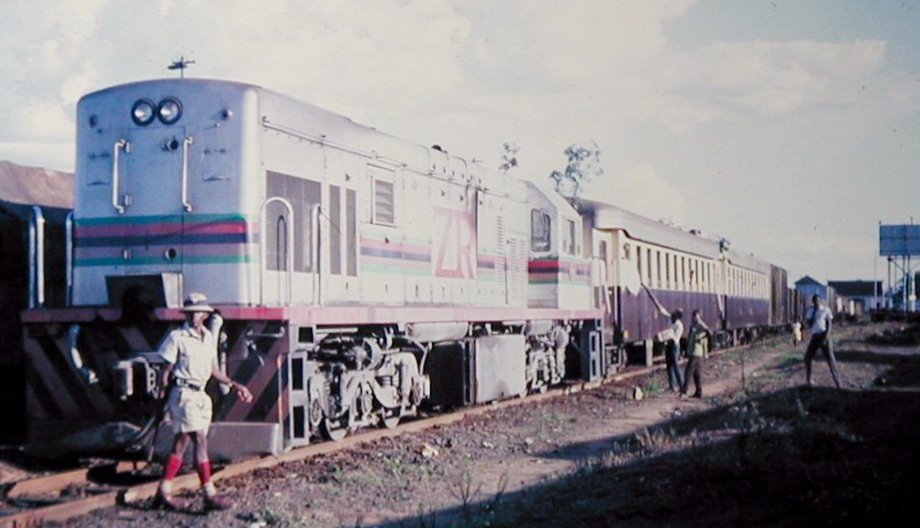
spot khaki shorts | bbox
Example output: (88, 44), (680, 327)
(167, 387), (213, 434)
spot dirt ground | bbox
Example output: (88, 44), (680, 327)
(20, 322), (920, 527)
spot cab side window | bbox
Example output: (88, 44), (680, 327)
(531, 209), (551, 252)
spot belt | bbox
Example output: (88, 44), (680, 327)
(174, 379), (204, 391)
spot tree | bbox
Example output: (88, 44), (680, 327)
(499, 142), (519, 173)
(549, 142), (603, 202)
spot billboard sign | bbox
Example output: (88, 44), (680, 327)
(880, 224), (920, 256)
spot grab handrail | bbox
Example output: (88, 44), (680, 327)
(28, 206), (45, 309)
(259, 197), (294, 306)
(112, 139), (130, 214)
(65, 211), (74, 306)
(311, 203), (321, 306)
(181, 136), (194, 212)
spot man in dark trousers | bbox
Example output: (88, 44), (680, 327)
(658, 308), (685, 392)
(155, 292), (253, 510)
(680, 310), (711, 398)
(804, 294), (842, 388)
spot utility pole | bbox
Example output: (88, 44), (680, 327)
(168, 56), (195, 78)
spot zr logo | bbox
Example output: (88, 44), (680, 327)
(434, 205), (476, 279)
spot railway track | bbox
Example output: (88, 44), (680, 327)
(0, 338), (769, 527)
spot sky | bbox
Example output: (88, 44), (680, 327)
(1, 0), (918, 285)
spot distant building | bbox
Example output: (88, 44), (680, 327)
(828, 280), (882, 315)
(795, 275), (828, 302)
(794, 275), (847, 315)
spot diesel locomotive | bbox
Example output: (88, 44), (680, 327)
(21, 79), (796, 460)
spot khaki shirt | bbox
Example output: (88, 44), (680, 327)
(687, 323), (708, 357)
(158, 317), (221, 387)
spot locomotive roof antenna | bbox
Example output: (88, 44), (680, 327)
(168, 56), (195, 78)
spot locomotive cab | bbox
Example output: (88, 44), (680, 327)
(524, 182), (593, 310)
(73, 80), (259, 308)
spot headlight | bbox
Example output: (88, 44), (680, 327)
(157, 97), (182, 124)
(131, 99), (156, 126)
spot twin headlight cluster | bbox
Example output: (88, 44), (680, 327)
(131, 97), (182, 126)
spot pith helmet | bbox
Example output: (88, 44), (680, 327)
(181, 292), (214, 313)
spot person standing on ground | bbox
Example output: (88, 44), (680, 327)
(658, 308), (685, 392)
(155, 292), (253, 511)
(803, 294), (842, 389)
(792, 320), (802, 346)
(680, 310), (711, 399)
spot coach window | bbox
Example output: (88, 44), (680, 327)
(690, 260), (697, 291)
(645, 248), (655, 286)
(694, 260), (700, 291)
(531, 209), (551, 252)
(678, 256), (683, 289)
(676, 256), (682, 290)
(664, 252), (671, 289)
(370, 166), (395, 225)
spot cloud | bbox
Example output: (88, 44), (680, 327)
(587, 162), (685, 224)
(0, 0), (917, 284)
(661, 39), (888, 125)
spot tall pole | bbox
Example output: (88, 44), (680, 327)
(873, 245), (878, 311)
(887, 257), (892, 309)
(904, 255), (917, 312)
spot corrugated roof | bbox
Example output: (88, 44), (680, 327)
(0, 160), (74, 209)
(795, 275), (823, 286)
(828, 280), (882, 296)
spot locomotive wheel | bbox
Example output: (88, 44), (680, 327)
(381, 409), (401, 429)
(309, 399), (324, 430)
(320, 417), (347, 441)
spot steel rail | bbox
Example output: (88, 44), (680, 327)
(5, 462), (147, 500)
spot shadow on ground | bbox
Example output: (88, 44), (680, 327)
(378, 348), (920, 527)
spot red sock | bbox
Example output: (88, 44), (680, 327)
(164, 455), (183, 480)
(197, 460), (212, 486)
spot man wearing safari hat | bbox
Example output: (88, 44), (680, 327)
(155, 292), (253, 511)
